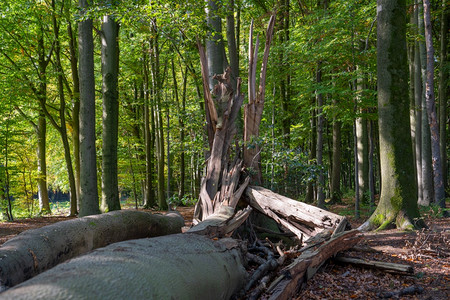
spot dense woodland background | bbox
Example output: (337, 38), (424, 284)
(0, 0), (448, 222)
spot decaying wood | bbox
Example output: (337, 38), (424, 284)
(244, 15), (276, 185)
(0, 210), (184, 289)
(333, 255), (414, 274)
(267, 230), (362, 300)
(0, 234), (247, 300)
(245, 186), (346, 241)
(188, 205), (252, 237)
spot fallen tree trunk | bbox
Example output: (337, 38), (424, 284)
(333, 255), (414, 274)
(245, 186), (346, 240)
(266, 230), (362, 300)
(0, 210), (184, 289)
(0, 234), (246, 300)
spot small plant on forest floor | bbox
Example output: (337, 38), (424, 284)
(168, 194), (197, 209)
(419, 203), (450, 219)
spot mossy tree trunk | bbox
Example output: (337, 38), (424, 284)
(361, 0), (423, 231)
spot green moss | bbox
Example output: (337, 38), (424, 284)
(371, 213), (385, 227)
(375, 219), (392, 231)
(390, 188), (403, 211)
(89, 221), (97, 227)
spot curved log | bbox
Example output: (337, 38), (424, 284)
(0, 234), (247, 300)
(0, 210), (184, 289)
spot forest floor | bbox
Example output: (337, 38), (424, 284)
(0, 202), (448, 299)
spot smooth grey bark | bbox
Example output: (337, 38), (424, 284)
(316, 63), (325, 208)
(418, 2), (434, 206)
(101, 13), (121, 212)
(68, 19), (80, 216)
(330, 98), (341, 204)
(438, 0), (448, 192)
(413, 3), (423, 205)
(305, 97), (316, 203)
(423, 0), (446, 209)
(78, 0), (100, 217)
(361, 0), (422, 230)
(0, 211), (184, 289)
(226, 0), (239, 90)
(206, 0), (225, 90)
(0, 234), (245, 300)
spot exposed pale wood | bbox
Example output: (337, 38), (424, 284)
(333, 256), (414, 274)
(189, 205), (252, 237)
(267, 230), (362, 300)
(245, 186), (345, 240)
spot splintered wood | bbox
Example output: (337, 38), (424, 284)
(245, 186), (346, 241)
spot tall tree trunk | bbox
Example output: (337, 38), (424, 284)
(423, 0), (446, 210)
(316, 63), (325, 208)
(143, 49), (156, 208)
(330, 103), (341, 204)
(418, 2), (434, 206)
(226, 0), (239, 90)
(101, 12), (121, 212)
(150, 20), (167, 210)
(361, 0), (422, 230)
(414, 3), (423, 205)
(438, 0), (448, 193)
(206, 0), (225, 91)
(36, 111), (50, 214)
(49, 0), (77, 217)
(68, 19), (80, 216)
(305, 97), (317, 203)
(78, 0), (100, 217)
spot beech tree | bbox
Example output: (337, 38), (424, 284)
(78, 0), (100, 217)
(360, 0), (423, 230)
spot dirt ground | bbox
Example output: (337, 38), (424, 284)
(0, 206), (448, 299)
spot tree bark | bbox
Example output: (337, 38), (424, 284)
(0, 234), (245, 300)
(101, 12), (121, 212)
(315, 63), (325, 208)
(418, 2), (434, 206)
(0, 210), (184, 289)
(330, 113), (341, 204)
(361, 0), (422, 231)
(67, 19), (80, 216)
(78, 0), (100, 217)
(438, 0), (448, 193)
(423, 0), (446, 210)
(413, 3), (423, 205)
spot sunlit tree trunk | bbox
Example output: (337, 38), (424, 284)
(361, 0), (423, 230)
(101, 11), (121, 212)
(423, 0), (446, 210)
(316, 63), (325, 208)
(78, 0), (100, 217)
(418, 2), (434, 206)
(438, 0), (448, 193)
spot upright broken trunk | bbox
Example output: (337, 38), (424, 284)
(244, 16), (275, 185)
(194, 15), (275, 225)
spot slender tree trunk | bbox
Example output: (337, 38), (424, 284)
(362, 0), (422, 230)
(423, 0), (446, 210)
(68, 20), (81, 215)
(36, 111), (50, 214)
(50, 0), (77, 217)
(226, 0), (239, 90)
(305, 97), (316, 203)
(438, 0), (448, 193)
(78, 0), (100, 217)
(101, 13), (121, 212)
(316, 63), (325, 208)
(418, 2), (434, 206)
(414, 3), (423, 205)
(330, 104), (341, 204)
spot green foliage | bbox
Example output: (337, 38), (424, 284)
(168, 194), (197, 208)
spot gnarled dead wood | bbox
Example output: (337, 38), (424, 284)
(245, 186), (346, 241)
(267, 230), (362, 300)
(333, 256), (414, 274)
